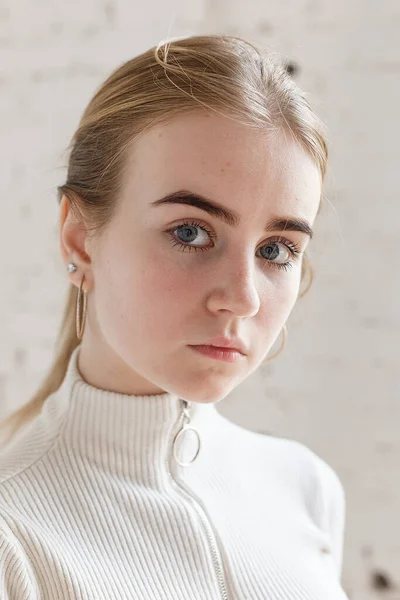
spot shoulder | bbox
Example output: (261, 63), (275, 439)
(312, 451), (346, 520)
(249, 430), (345, 526)
(266, 435), (346, 575)
(0, 388), (69, 486)
(0, 512), (36, 599)
(264, 431), (344, 491)
(270, 436), (346, 574)
(219, 414), (344, 509)
(310, 450), (346, 552)
(0, 421), (40, 485)
(272, 436), (345, 519)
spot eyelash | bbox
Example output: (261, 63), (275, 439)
(165, 220), (302, 272)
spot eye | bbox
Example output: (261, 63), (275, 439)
(166, 220), (216, 253)
(173, 221), (213, 247)
(259, 241), (292, 264)
(165, 220), (302, 271)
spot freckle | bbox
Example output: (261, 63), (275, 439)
(320, 546), (329, 554)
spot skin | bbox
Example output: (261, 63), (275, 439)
(59, 111), (321, 404)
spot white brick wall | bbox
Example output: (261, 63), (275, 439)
(1, 1), (399, 597)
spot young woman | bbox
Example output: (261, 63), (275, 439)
(0, 35), (348, 599)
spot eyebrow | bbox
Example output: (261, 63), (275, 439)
(151, 190), (314, 239)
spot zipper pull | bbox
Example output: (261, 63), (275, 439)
(181, 399), (191, 423)
(172, 399), (201, 467)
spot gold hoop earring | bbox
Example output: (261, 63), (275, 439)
(76, 274), (87, 340)
(263, 324), (288, 364)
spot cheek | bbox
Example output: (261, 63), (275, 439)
(279, 270), (302, 315)
(282, 268), (302, 306)
(93, 236), (199, 346)
(258, 269), (302, 327)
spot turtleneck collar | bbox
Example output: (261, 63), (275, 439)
(51, 345), (220, 485)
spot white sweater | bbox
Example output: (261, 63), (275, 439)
(0, 345), (349, 599)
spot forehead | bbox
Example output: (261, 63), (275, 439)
(125, 112), (321, 222)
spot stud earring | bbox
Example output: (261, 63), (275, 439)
(67, 263), (78, 273)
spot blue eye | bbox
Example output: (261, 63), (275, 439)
(259, 242), (292, 265)
(165, 220), (301, 271)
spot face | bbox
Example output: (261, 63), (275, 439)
(61, 111), (321, 403)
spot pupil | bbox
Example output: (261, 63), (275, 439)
(179, 226), (196, 243)
(261, 244), (280, 261)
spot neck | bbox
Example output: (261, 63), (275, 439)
(76, 332), (168, 396)
(45, 345), (220, 485)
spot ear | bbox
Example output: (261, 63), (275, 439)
(59, 194), (94, 291)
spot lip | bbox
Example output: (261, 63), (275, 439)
(196, 336), (248, 356)
(188, 345), (244, 363)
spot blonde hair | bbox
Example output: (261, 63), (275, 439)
(0, 34), (327, 446)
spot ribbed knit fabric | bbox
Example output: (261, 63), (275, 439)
(0, 345), (349, 600)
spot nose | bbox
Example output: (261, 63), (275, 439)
(206, 254), (261, 318)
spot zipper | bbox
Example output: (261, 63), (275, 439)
(165, 398), (230, 600)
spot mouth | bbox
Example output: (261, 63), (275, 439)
(187, 345), (245, 363)
(201, 336), (248, 356)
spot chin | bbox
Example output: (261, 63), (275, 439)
(174, 385), (231, 405)
(190, 396), (222, 405)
